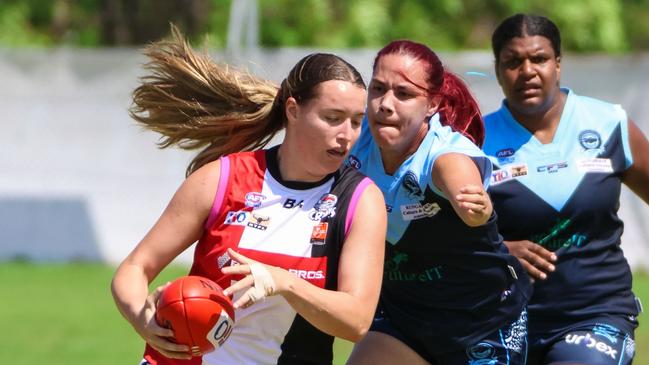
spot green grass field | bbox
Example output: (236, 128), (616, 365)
(0, 262), (646, 364)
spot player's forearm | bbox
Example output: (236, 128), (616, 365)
(280, 276), (374, 342)
(111, 262), (150, 325)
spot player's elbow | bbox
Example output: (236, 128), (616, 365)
(340, 322), (370, 343)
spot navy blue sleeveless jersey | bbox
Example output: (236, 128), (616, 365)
(483, 88), (640, 333)
(347, 114), (530, 351)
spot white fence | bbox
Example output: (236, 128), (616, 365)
(1, 48), (648, 268)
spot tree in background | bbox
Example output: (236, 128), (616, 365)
(0, 0), (647, 52)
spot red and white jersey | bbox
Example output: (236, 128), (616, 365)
(143, 147), (372, 365)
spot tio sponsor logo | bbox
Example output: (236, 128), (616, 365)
(565, 333), (617, 359)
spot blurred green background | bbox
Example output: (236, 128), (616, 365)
(0, 262), (647, 364)
(1, 0), (648, 51)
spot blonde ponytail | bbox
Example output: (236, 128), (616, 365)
(130, 26), (283, 176)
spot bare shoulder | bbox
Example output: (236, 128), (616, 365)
(175, 159), (223, 213)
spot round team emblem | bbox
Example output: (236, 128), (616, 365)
(466, 342), (495, 360)
(579, 130), (601, 150)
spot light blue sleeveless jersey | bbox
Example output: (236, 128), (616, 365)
(347, 114), (530, 351)
(484, 88), (640, 335)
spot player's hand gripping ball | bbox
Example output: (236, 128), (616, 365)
(155, 276), (235, 356)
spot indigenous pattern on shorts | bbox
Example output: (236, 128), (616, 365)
(142, 146), (371, 365)
(483, 88), (640, 336)
(347, 114), (530, 352)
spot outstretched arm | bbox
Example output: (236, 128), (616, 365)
(623, 118), (649, 204)
(111, 160), (220, 359)
(432, 153), (492, 227)
(223, 183), (387, 342)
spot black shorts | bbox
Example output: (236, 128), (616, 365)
(370, 308), (528, 365)
(527, 315), (637, 365)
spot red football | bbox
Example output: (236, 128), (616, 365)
(156, 276), (235, 355)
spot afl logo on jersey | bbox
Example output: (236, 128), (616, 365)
(309, 193), (338, 221)
(403, 171), (424, 200)
(347, 155), (361, 169)
(496, 148), (516, 164)
(579, 130), (602, 150)
(245, 192), (266, 208)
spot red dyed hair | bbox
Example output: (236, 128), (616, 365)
(374, 40), (485, 146)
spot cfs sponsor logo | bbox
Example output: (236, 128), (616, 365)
(310, 222), (328, 245)
(402, 171), (424, 200)
(224, 211), (270, 231)
(309, 193), (338, 221)
(289, 269), (325, 280)
(400, 202), (441, 221)
(347, 155), (361, 169)
(579, 130), (602, 150)
(496, 148), (516, 164)
(537, 161), (568, 173)
(565, 333), (617, 359)
(466, 342), (497, 365)
(244, 192), (266, 208)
